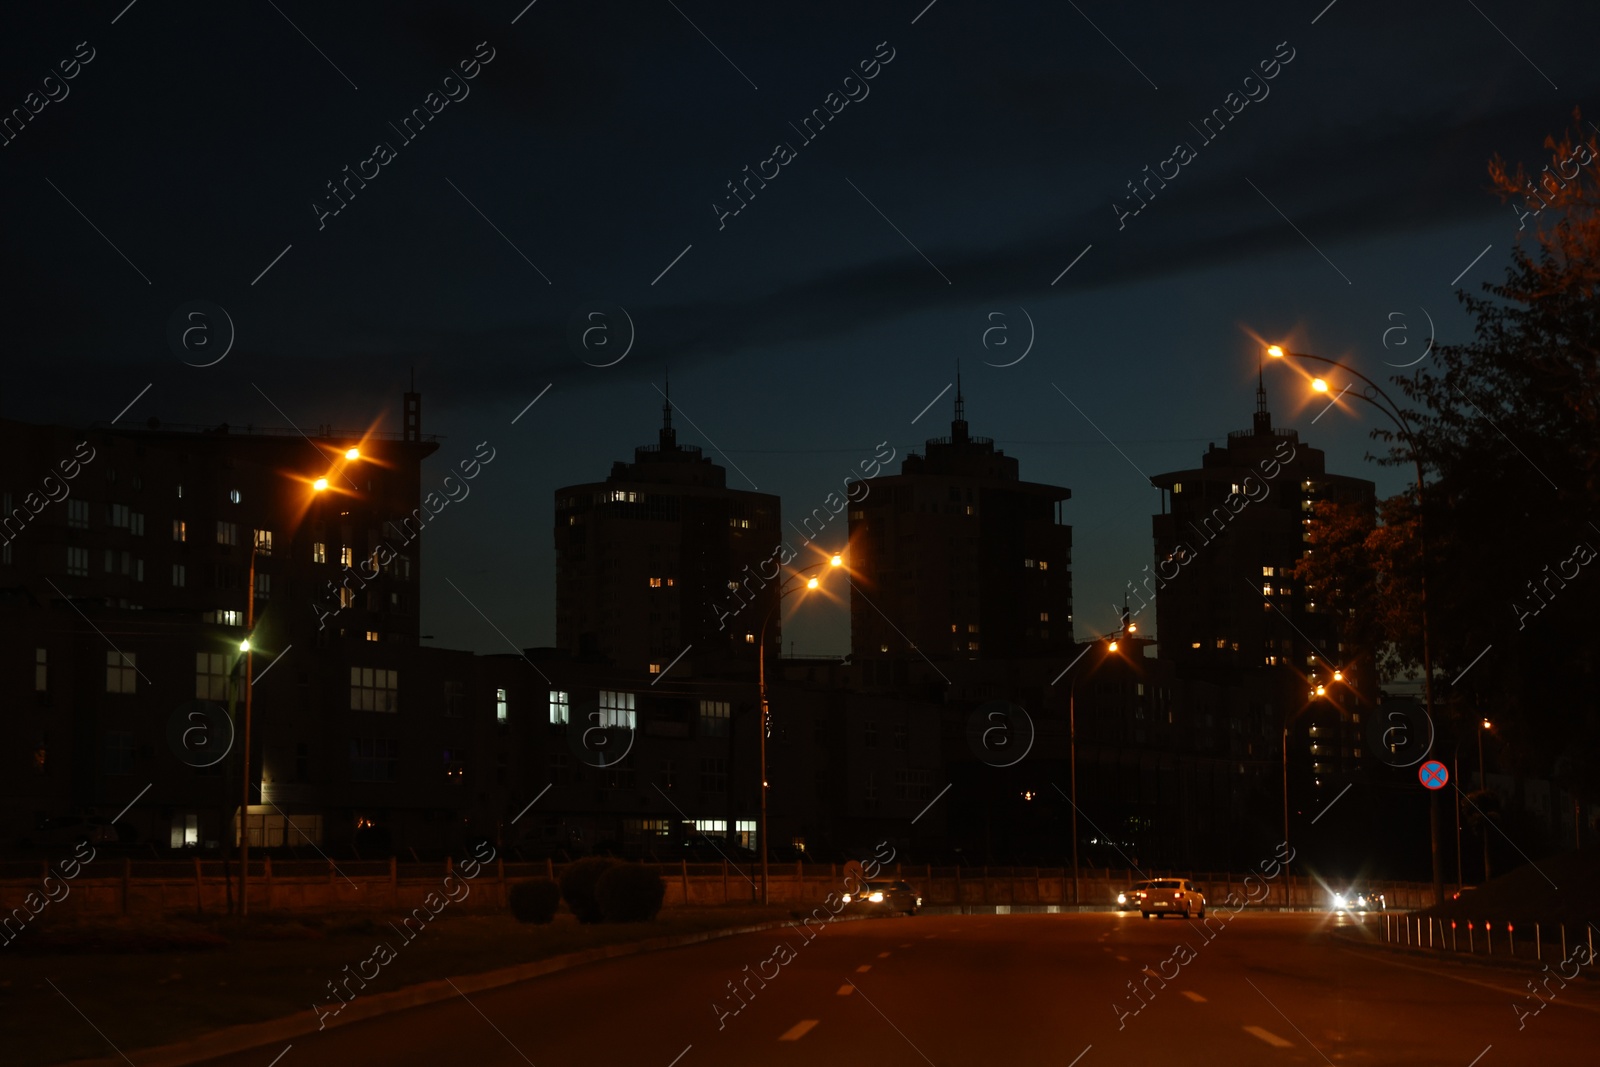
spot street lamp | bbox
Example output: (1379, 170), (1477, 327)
(1478, 717), (1493, 881)
(1066, 632), (1126, 905)
(1267, 343), (1444, 902)
(756, 552), (843, 904)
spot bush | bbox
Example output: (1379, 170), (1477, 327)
(508, 879), (563, 924)
(596, 863), (667, 923)
(560, 857), (620, 923)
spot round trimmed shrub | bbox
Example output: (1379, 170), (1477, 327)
(560, 856), (620, 923)
(596, 862), (666, 922)
(508, 879), (562, 924)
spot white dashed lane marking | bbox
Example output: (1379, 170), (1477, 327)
(780, 1020), (820, 1041)
(1244, 1026), (1293, 1048)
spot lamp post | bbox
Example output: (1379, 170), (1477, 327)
(756, 553), (842, 905)
(1478, 717), (1493, 881)
(1066, 630), (1126, 906)
(237, 544), (257, 917)
(1267, 344), (1444, 903)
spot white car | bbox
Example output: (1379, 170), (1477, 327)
(1140, 878), (1206, 919)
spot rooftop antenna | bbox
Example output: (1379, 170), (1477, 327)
(954, 361), (965, 423)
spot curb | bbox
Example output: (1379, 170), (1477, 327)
(56, 917), (823, 1067)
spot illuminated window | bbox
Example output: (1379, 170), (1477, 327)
(229, 489), (242, 504)
(549, 690), (570, 725)
(340, 545), (353, 566)
(366, 631), (380, 642)
(1263, 566), (1274, 576)
(648, 663), (661, 673)
(1039, 612), (1049, 622)
(339, 587), (356, 609)
(967, 623), (979, 633)
(106, 651), (138, 694)
(666, 578), (675, 586)
(700, 700), (730, 737)
(350, 667), (398, 712)
(968, 641), (979, 650)
(495, 688), (508, 722)
(172, 519), (186, 542)
(1038, 560), (1049, 571)
(599, 690), (636, 729)
(313, 542), (327, 564)
(253, 529), (273, 554)
(1263, 584), (1274, 596)
(649, 577), (662, 588)
(1191, 642), (1202, 649)
(744, 633), (755, 644)
(1024, 559), (1036, 568)
(1172, 482), (1182, 493)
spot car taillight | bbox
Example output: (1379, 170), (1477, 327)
(842, 893), (852, 903)
(869, 891), (884, 903)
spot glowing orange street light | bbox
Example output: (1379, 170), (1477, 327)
(1108, 639), (1119, 652)
(806, 576), (819, 589)
(345, 447), (361, 460)
(1311, 377), (1329, 393)
(830, 553), (843, 567)
(1267, 345), (1286, 358)
(313, 477), (329, 491)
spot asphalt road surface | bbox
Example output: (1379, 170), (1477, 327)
(183, 912), (1600, 1067)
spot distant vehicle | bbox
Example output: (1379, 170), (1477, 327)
(1451, 886), (1478, 901)
(1139, 878), (1206, 919)
(842, 879), (921, 916)
(1331, 888), (1386, 912)
(1117, 880), (1157, 910)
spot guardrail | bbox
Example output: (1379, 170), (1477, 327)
(1382, 912), (1597, 964)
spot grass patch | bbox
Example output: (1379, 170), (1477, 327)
(0, 906), (792, 1066)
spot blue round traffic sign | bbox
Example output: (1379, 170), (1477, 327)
(1418, 760), (1449, 790)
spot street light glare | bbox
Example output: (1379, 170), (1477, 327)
(1108, 639), (1119, 652)
(313, 477), (329, 491)
(345, 447), (361, 460)
(1311, 377), (1329, 393)
(1482, 718), (1493, 729)
(239, 638), (251, 652)
(806, 576), (819, 589)
(1267, 345), (1285, 358)
(1333, 669), (1343, 681)
(1126, 622), (1138, 633)
(830, 553), (843, 566)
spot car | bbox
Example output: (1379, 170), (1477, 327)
(1138, 878), (1206, 919)
(1331, 888), (1386, 912)
(841, 879), (921, 916)
(1116, 880), (1157, 911)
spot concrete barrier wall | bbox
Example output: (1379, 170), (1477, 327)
(0, 859), (1443, 924)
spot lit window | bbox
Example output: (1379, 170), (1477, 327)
(350, 667), (399, 712)
(339, 587), (356, 609)
(173, 564), (186, 587)
(67, 500), (89, 528)
(744, 633), (755, 644)
(951, 623), (958, 633)
(599, 690), (636, 729)
(967, 623), (979, 633)
(666, 578), (675, 586)
(216, 521), (238, 546)
(700, 700), (730, 737)
(496, 688), (508, 722)
(968, 641), (979, 651)
(229, 489), (242, 504)
(34, 648), (47, 691)
(648, 663), (661, 673)
(1172, 482), (1182, 493)
(366, 631), (380, 642)
(1039, 612), (1049, 622)
(340, 545), (353, 566)
(1024, 559), (1036, 568)
(106, 651), (138, 693)
(172, 519), (186, 542)
(1191, 642), (1202, 649)
(1263, 584), (1274, 596)
(1038, 560), (1049, 571)
(549, 690), (570, 725)
(1263, 566), (1274, 576)
(196, 652), (229, 700)
(649, 577), (662, 588)
(254, 529), (273, 555)
(313, 542), (327, 564)
(965, 505), (974, 515)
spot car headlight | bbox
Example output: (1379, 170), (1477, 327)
(869, 892), (884, 903)
(841, 894), (852, 903)
(1117, 893), (1127, 904)
(916, 896), (923, 906)
(1333, 894), (1346, 909)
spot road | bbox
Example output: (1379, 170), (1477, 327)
(184, 911), (1598, 1066)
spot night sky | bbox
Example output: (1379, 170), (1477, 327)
(3, 0), (1596, 657)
